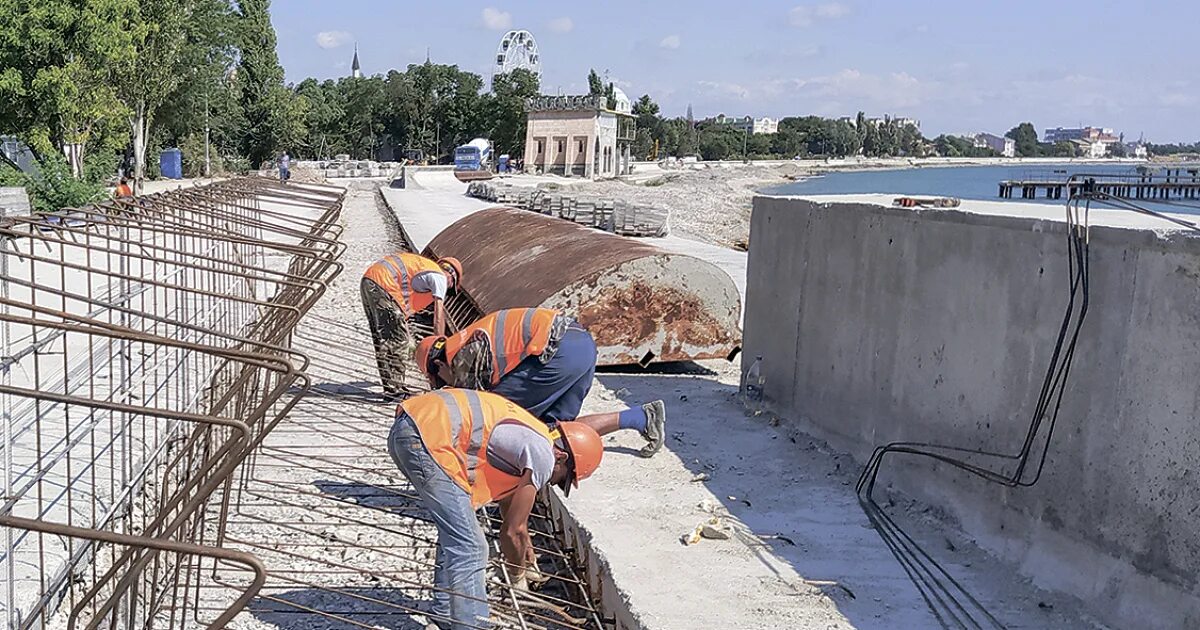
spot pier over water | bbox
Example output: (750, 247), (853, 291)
(999, 166), (1200, 200)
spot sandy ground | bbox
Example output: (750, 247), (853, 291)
(499, 156), (1151, 249)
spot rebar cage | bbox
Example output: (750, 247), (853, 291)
(0, 178), (345, 629)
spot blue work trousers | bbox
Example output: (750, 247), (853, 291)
(489, 326), (596, 423)
(388, 413), (489, 629)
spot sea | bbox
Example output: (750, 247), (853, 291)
(765, 163), (1198, 215)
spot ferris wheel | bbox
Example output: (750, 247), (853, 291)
(494, 30), (541, 79)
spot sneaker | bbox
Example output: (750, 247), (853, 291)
(638, 400), (666, 457)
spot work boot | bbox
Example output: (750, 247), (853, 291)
(639, 400), (666, 458)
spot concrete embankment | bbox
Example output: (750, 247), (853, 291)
(744, 193), (1200, 629)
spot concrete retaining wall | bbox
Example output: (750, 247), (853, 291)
(743, 196), (1200, 629)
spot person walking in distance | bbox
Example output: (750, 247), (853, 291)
(414, 307), (666, 456)
(279, 150), (290, 183)
(114, 178), (133, 199)
(361, 252), (463, 397)
(390, 388), (604, 629)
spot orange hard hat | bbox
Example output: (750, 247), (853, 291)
(414, 335), (445, 376)
(554, 421), (603, 496)
(438, 257), (463, 286)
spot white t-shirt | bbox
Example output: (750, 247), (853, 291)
(485, 422), (555, 490)
(410, 270), (448, 300)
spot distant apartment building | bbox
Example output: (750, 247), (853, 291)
(710, 114), (779, 134)
(973, 133), (1016, 157)
(1066, 139), (1108, 159)
(1044, 126), (1119, 144)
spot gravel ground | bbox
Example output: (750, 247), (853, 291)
(196, 181), (597, 630)
(561, 163), (809, 248)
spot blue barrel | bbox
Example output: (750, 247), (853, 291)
(498, 154), (510, 173)
(159, 148), (182, 179)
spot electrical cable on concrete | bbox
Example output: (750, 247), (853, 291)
(855, 177), (1200, 630)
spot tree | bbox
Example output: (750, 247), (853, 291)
(113, 0), (225, 192)
(587, 69), (604, 97)
(0, 0), (136, 177)
(631, 95), (661, 158)
(1005, 122), (1040, 157)
(238, 0), (290, 167)
(487, 68), (539, 158)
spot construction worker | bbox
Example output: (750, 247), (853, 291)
(389, 388), (603, 629)
(361, 253), (463, 397)
(414, 307), (666, 457)
(114, 178), (133, 199)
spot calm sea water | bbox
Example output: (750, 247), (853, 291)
(765, 163), (1196, 212)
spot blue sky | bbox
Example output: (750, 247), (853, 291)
(272, 1), (1199, 141)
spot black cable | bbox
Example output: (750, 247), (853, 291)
(855, 193), (1094, 629)
(857, 179), (1200, 627)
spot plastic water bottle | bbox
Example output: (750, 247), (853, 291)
(740, 355), (765, 414)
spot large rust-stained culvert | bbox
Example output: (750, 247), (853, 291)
(423, 206), (742, 366)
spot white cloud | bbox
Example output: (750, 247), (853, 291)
(481, 7), (512, 31)
(816, 2), (850, 18)
(1159, 93), (1196, 107)
(659, 34), (681, 49)
(789, 3), (851, 27)
(547, 17), (574, 33)
(698, 80), (750, 100)
(315, 31), (352, 49)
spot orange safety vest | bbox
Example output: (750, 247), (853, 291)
(444, 308), (559, 385)
(401, 389), (556, 508)
(115, 184), (133, 198)
(363, 252), (446, 315)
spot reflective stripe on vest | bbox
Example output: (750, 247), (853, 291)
(364, 253), (442, 315)
(402, 389), (554, 508)
(445, 308), (558, 385)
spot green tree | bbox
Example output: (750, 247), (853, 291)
(113, 0), (219, 191)
(631, 94), (661, 158)
(0, 0), (136, 177)
(487, 68), (539, 158)
(587, 69), (604, 97)
(1005, 122), (1040, 157)
(237, 0), (290, 167)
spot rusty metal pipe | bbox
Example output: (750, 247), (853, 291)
(424, 206), (742, 365)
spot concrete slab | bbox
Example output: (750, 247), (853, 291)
(789, 192), (1200, 234)
(549, 361), (1109, 629)
(377, 179), (1107, 629)
(380, 171), (749, 317)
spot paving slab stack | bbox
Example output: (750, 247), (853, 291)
(466, 182), (668, 237)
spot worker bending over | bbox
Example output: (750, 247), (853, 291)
(361, 252), (462, 396)
(390, 389), (603, 629)
(415, 307), (665, 457)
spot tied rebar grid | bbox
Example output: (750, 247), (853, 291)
(206, 196), (604, 630)
(0, 178), (346, 629)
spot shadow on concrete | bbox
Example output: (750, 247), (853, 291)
(593, 370), (910, 630)
(247, 586), (434, 630)
(596, 360), (716, 376)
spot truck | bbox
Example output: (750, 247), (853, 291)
(453, 138), (495, 182)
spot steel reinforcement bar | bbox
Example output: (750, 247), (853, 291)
(0, 178), (345, 629)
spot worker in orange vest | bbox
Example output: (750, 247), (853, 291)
(114, 178), (133, 199)
(390, 388), (603, 629)
(414, 307), (665, 457)
(361, 252), (463, 397)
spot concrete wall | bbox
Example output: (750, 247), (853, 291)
(743, 196), (1200, 629)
